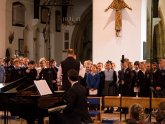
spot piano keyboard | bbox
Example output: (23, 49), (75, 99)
(48, 105), (67, 113)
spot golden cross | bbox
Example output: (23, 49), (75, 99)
(105, 0), (132, 37)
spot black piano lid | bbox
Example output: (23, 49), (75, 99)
(0, 77), (26, 93)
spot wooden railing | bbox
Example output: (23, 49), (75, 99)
(103, 96), (165, 108)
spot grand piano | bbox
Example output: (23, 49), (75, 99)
(0, 77), (66, 124)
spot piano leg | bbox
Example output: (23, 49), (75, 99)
(4, 111), (8, 124)
(49, 112), (65, 124)
(38, 117), (44, 124)
(26, 117), (44, 124)
(27, 119), (35, 124)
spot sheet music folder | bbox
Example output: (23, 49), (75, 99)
(34, 80), (53, 96)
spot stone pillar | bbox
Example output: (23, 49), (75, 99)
(24, 25), (34, 60)
(0, 0), (7, 58)
(37, 26), (45, 59)
(152, 18), (161, 60)
(50, 31), (55, 60)
(152, 0), (160, 61)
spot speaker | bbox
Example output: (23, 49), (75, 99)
(34, 0), (40, 19)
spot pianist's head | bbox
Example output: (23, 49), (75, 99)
(67, 69), (79, 83)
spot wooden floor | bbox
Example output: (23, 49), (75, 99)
(100, 112), (156, 123)
(0, 112), (156, 124)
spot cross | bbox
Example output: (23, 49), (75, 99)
(105, 0), (132, 37)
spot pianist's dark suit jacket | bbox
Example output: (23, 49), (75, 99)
(62, 82), (92, 124)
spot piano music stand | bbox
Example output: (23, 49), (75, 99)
(34, 80), (53, 96)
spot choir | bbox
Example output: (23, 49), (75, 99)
(1, 56), (164, 98)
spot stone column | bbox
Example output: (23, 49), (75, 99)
(24, 25), (34, 60)
(37, 26), (46, 59)
(0, 0), (7, 58)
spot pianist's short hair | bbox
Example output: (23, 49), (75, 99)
(67, 69), (78, 81)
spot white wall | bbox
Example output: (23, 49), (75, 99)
(141, 0), (147, 59)
(93, 0), (142, 71)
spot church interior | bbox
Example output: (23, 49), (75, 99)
(0, 0), (165, 66)
(0, 0), (165, 124)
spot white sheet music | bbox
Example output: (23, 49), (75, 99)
(134, 87), (139, 93)
(34, 80), (52, 96)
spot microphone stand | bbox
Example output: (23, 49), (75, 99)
(119, 87), (122, 121)
(149, 87), (153, 122)
(119, 55), (124, 121)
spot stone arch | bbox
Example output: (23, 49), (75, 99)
(70, 4), (92, 62)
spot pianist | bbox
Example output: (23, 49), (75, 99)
(49, 69), (92, 124)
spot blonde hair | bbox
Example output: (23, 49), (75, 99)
(129, 103), (144, 122)
(67, 48), (74, 55)
(83, 60), (92, 67)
